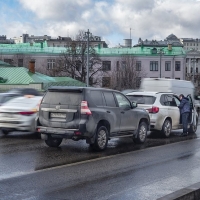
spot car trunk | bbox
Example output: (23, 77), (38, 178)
(39, 90), (83, 129)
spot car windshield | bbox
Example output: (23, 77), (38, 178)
(127, 95), (156, 104)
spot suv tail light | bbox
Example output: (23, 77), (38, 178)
(147, 106), (159, 113)
(81, 101), (92, 115)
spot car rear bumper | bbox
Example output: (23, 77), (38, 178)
(0, 122), (33, 131)
(37, 125), (87, 139)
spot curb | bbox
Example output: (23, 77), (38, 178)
(157, 182), (200, 200)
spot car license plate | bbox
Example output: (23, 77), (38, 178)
(50, 113), (66, 118)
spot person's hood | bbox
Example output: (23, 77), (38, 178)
(183, 97), (189, 101)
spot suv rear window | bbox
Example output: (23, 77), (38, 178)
(42, 91), (82, 105)
(127, 95), (156, 104)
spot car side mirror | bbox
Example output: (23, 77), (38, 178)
(132, 102), (137, 108)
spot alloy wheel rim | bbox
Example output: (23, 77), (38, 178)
(164, 121), (171, 136)
(97, 130), (107, 148)
(139, 125), (146, 141)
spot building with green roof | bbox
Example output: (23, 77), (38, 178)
(0, 66), (86, 92)
(0, 41), (187, 88)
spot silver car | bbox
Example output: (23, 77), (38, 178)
(0, 96), (42, 135)
(126, 91), (198, 137)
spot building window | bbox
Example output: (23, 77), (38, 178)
(136, 61), (141, 71)
(102, 77), (111, 87)
(116, 61), (119, 71)
(186, 67), (187, 73)
(191, 67), (193, 73)
(4, 59), (12, 65)
(136, 77), (141, 87)
(121, 61), (126, 68)
(175, 61), (181, 71)
(18, 59), (23, 67)
(102, 61), (111, 71)
(47, 59), (55, 70)
(196, 68), (198, 73)
(165, 61), (171, 71)
(150, 61), (158, 71)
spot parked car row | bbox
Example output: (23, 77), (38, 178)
(0, 78), (199, 151)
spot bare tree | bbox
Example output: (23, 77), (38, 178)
(110, 55), (146, 91)
(47, 30), (104, 86)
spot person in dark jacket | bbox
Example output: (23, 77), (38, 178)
(178, 94), (191, 136)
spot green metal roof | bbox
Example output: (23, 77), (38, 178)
(96, 46), (186, 56)
(0, 67), (86, 88)
(0, 67), (33, 84)
(0, 60), (15, 67)
(0, 42), (186, 56)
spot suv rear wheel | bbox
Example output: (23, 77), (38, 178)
(134, 121), (147, 144)
(45, 136), (63, 147)
(91, 126), (108, 151)
(161, 119), (171, 137)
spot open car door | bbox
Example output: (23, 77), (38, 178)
(187, 95), (198, 133)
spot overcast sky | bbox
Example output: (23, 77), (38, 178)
(1, 0), (200, 47)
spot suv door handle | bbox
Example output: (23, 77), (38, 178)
(107, 111), (111, 113)
(121, 111), (125, 114)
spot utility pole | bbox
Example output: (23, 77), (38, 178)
(192, 57), (196, 83)
(158, 48), (164, 78)
(85, 29), (90, 87)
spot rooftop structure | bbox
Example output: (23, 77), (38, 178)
(0, 41), (185, 56)
(135, 34), (183, 48)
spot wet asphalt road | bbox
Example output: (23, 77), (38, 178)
(0, 128), (200, 199)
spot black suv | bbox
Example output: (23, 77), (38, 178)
(36, 87), (150, 151)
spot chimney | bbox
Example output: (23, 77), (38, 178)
(29, 60), (35, 73)
(168, 44), (172, 51)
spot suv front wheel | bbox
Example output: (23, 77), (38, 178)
(91, 126), (108, 151)
(45, 135), (63, 147)
(134, 121), (147, 144)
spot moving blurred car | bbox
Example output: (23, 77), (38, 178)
(0, 96), (42, 134)
(0, 88), (41, 106)
(0, 93), (20, 106)
(126, 91), (198, 137)
(8, 88), (41, 96)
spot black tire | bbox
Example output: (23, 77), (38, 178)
(45, 136), (63, 147)
(188, 119), (198, 134)
(134, 121), (147, 144)
(161, 119), (171, 138)
(1, 129), (10, 135)
(91, 126), (108, 151)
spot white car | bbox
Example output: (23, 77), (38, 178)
(0, 96), (43, 135)
(126, 91), (198, 137)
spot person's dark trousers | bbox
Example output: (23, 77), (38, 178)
(182, 112), (190, 134)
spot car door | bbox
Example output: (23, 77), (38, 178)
(114, 92), (137, 132)
(165, 94), (180, 129)
(102, 91), (120, 134)
(187, 95), (195, 124)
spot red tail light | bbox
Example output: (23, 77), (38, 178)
(147, 106), (159, 113)
(19, 111), (36, 115)
(81, 101), (92, 115)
